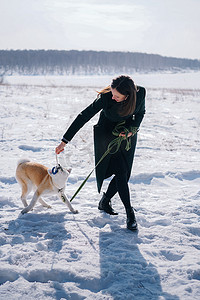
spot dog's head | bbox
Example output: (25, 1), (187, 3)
(48, 164), (71, 189)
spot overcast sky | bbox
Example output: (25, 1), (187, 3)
(0, 0), (200, 59)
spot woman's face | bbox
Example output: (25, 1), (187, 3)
(111, 88), (127, 103)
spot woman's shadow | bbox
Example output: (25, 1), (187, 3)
(99, 223), (179, 300)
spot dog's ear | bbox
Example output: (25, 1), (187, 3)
(67, 168), (72, 174)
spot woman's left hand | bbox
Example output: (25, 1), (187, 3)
(119, 132), (133, 139)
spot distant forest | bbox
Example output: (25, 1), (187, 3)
(0, 50), (200, 75)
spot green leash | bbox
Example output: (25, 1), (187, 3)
(70, 121), (138, 202)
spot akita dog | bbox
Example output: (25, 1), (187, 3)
(16, 159), (78, 214)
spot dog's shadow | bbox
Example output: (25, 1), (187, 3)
(6, 211), (70, 253)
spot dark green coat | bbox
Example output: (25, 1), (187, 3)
(62, 86), (146, 192)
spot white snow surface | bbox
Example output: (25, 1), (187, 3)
(0, 73), (200, 299)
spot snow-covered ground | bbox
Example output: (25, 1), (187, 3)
(0, 72), (200, 299)
(3, 70), (200, 89)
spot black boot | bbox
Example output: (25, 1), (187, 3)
(126, 207), (137, 231)
(98, 193), (118, 215)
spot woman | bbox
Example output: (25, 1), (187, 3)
(56, 75), (146, 231)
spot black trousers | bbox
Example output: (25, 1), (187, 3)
(105, 151), (132, 212)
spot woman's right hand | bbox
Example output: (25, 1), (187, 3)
(55, 141), (66, 154)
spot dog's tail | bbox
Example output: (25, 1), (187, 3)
(17, 158), (30, 167)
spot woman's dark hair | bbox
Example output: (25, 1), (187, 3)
(111, 75), (137, 116)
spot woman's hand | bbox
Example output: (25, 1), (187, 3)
(119, 132), (133, 139)
(55, 141), (66, 154)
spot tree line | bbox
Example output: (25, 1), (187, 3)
(0, 50), (199, 75)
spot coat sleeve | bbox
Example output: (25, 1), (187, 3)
(62, 95), (104, 142)
(126, 87), (146, 133)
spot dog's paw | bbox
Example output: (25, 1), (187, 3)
(72, 210), (78, 214)
(46, 205), (52, 209)
(21, 208), (28, 214)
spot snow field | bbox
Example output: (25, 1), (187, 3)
(0, 75), (200, 299)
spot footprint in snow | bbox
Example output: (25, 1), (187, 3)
(18, 145), (43, 152)
(160, 250), (184, 261)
